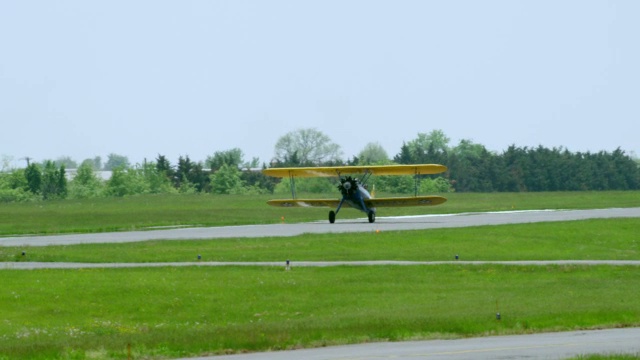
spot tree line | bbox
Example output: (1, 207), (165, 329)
(394, 142), (639, 192)
(1, 129), (638, 202)
(274, 129), (639, 193)
(0, 151), (279, 202)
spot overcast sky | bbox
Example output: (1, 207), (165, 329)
(1, 1), (638, 168)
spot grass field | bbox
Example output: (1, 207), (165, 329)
(1, 192), (639, 359)
(2, 265), (640, 359)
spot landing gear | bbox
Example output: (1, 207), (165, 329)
(329, 210), (336, 224)
(367, 210), (376, 223)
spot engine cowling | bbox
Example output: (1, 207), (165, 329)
(338, 176), (358, 197)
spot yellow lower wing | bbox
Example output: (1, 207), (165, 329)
(267, 199), (342, 208)
(365, 196), (447, 207)
(267, 196), (446, 208)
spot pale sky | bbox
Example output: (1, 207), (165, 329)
(1, 1), (638, 168)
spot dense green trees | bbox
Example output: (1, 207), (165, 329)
(392, 132), (640, 193)
(274, 128), (342, 166)
(68, 162), (104, 199)
(104, 153), (130, 170)
(0, 167), (32, 202)
(358, 142), (390, 165)
(1, 130), (638, 203)
(0, 161), (68, 201)
(40, 161), (67, 200)
(206, 148), (244, 171)
(24, 163), (42, 195)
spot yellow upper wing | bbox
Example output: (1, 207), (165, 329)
(262, 164), (447, 178)
(267, 196), (447, 208)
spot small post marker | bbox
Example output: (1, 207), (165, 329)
(22, 251), (26, 257)
(285, 259), (290, 271)
(197, 254), (201, 261)
(455, 254), (459, 260)
(496, 300), (501, 321)
(281, 216), (285, 223)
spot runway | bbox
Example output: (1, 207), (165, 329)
(2, 207), (640, 247)
(195, 327), (640, 360)
(3, 207), (640, 359)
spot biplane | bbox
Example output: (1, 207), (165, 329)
(262, 164), (448, 223)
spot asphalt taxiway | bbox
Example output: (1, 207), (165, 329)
(2, 207), (640, 247)
(190, 327), (640, 360)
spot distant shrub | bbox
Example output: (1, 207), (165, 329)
(0, 188), (37, 203)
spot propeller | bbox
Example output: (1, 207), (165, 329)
(338, 176), (358, 197)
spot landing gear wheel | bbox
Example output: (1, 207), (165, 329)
(329, 211), (336, 224)
(367, 210), (376, 223)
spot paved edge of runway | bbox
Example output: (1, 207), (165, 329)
(2, 207), (640, 247)
(196, 327), (640, 360)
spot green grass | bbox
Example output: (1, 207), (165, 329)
(1, 192), (639, 359)
(0, 191), (639, 235)
(2, 218), (639, 263)
(1, 265), (640, 359)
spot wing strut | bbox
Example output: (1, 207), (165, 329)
(413, 168), (423, 197)
(361, 170), (373, 186)
(288, 171), (297, 199)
